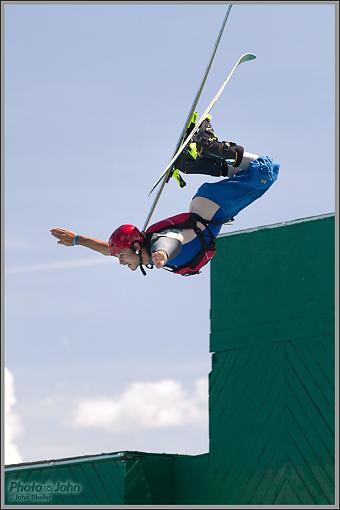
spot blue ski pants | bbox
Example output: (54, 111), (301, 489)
(167, 155), (280, 269)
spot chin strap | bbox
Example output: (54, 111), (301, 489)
(133, 241), (155, 277)
(136, 247), (146, 276)
(139, 255), (147, 276)
(133, 241), (148, 276)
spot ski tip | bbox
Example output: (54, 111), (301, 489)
(240, 53), (256, 64)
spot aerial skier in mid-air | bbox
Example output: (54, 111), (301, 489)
(51, 114), (279, 276)
(50, 9), (280, 277)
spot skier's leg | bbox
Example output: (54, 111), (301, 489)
(175, 146), (258, 178)
(175, 151), (230, 178)
(192, 156), (280, 222)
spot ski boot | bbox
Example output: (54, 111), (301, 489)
(173, 113), (241, 180)
(170, 113), (228, 185)
(192, 117), (244, 168)
(174, 147), (230, 178)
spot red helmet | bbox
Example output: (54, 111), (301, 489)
(108, 224), (145, 256)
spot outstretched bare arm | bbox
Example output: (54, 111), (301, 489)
(50, 228), (110, 256)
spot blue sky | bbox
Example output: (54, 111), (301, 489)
(4, 2), (335, 464)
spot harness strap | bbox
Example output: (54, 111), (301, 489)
(163, 213), (217, 275)
(142, 212), (233, 276)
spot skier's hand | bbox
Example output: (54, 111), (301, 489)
(152, 250), (168, 269)
(50, 227), (77, 247)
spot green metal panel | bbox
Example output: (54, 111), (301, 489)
(5, 454), (126, 505)
(210, 214), (334, 351)
(209, 214), (335, 505)
(125, 452), (210, 504)
(124, 452), (174, 504)
(173, 454), (209, 504)
(5, 451), (209, 505)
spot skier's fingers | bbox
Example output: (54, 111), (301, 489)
(51, 227), (65, 234)
(51, 227), (75, 236)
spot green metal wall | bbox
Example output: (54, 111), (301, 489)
(5, 451), (208, 505)
(5, 453), (126, 505)
(209, 214), (335, 505)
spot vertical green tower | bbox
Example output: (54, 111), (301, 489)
(209, 214), (335, 505)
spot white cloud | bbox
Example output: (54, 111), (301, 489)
(5, 367), (23, 465)
(73, 378), (208, 432)
(6, 256), (116, 275)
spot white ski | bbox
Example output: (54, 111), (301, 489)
(143, 53), (256, 231)
(162, 4), (233, 192)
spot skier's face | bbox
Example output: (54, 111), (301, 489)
(116, 248), (139, 271)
